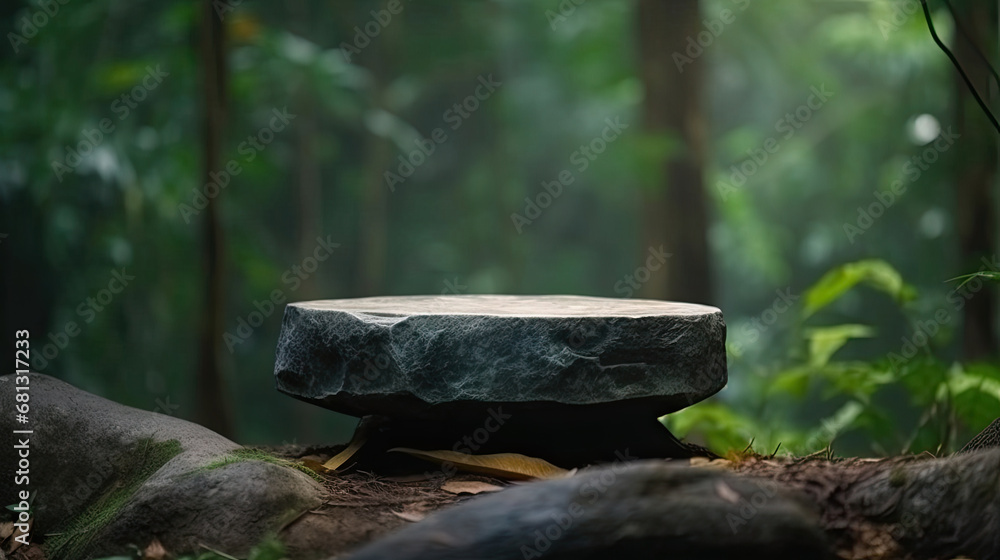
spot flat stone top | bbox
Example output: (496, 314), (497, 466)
(295, 295), (719, 318)
(275, 295), (727, 420)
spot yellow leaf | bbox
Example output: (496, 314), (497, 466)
(322, 436), (367, 471)
(389, 448), (569, 481)
(322, 415), (386, 471)
(301, 457), (329, 474)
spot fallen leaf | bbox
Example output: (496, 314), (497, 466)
(691, 457), (733, 470)
(301, 458), (329, 474)
(389, 448), (569, 481)
(7, 518), (30, 553)
(715, 481), (741, 504)
(323, 437), (367, 471)
(323, 415), (387, 471)
(690, 457), (712, 468)
(441, 480), (505, 495)
(143, 537), (168, 560)
(390, 500), (434, 523)
(0, 521), (13, 540)
(390, 510), (426, 523)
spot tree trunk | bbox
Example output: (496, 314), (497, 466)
(354, 1), (392, 297)
(357, 134), (390, 296)
(953, 1), (999, 360)
(195, 0), (234, 438)
(637, 0), (713, 304)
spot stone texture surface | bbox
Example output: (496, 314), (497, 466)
(274, 295), (727, 420)
(0, 374), (323, 558)
(346, 460), (832, 560)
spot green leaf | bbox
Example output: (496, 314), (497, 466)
(803, 259), (916, 317)
(770, 366), (811, 398)
(817, 362), (895, 400)
(805, 324), (875, 367)
(939, 370), (1000, 404)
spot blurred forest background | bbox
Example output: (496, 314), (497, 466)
(1, 0), (998, 457)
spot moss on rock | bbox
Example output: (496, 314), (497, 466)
(200, 447), (323, 482)
(46, 438), (183, 560)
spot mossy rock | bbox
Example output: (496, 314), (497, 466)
(0, 374), (323, 560)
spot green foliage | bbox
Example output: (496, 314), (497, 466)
(669, 259), (1000, 457)
(804, 324), (875, 367)
(803, 259), (916, 318)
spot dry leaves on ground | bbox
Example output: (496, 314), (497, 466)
(389, 448), (570, 480)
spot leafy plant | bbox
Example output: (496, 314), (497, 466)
(667, 259), (1000, 457)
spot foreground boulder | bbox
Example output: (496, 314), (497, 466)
(346, 460), (833, 560)
(0, 374), (323, 559)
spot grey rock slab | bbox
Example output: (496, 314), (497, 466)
(346, 460), (832, 560)
(0, 373), (323, 558)
(274, 295), (727, 420)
